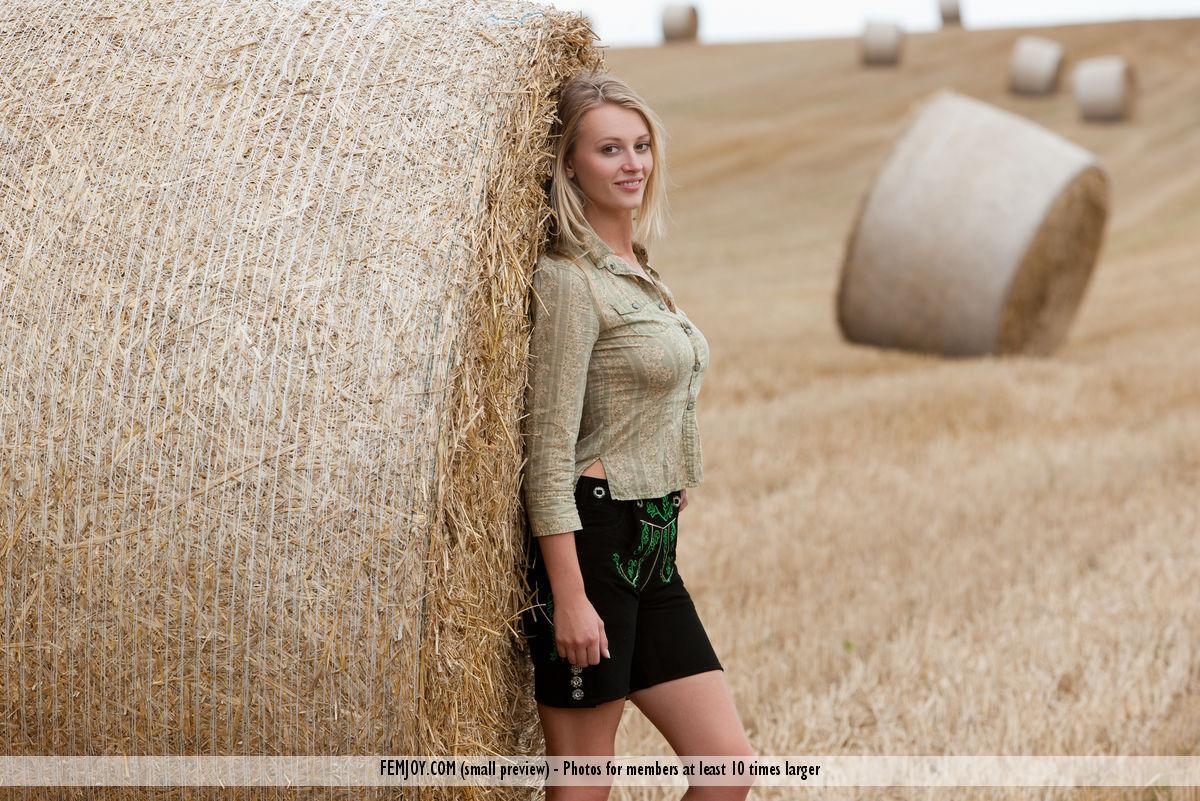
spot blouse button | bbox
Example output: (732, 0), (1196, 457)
(658, 302), (666, 310)
(631, 301), (640, 309)
(693, 363), (700, 371)
(686, 401), (694, 410)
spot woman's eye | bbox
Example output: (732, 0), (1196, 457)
(603, 143), (651, 154)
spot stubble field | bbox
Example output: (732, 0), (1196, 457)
(600, 16), (1200, 801)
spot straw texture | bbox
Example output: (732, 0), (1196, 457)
(662, 3), (699, 43)
(862, 21), (903, 67)
(837, 90), (1110, 357)
(0, 0), (600, 796)
(1009, 35), (1065, 95)
(1073, 55), (1137, 121)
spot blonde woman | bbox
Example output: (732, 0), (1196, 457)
(521, 70), (756, 799)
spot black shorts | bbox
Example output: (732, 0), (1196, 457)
(522, 475), (724, 708)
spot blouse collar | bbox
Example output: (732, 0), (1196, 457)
(578, 225), (660, 280)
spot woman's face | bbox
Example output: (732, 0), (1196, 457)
(565, 103), (652, 215)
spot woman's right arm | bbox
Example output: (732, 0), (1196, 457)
(522, 260), (609, 665)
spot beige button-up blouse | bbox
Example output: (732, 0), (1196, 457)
(522, 225), (710, 538)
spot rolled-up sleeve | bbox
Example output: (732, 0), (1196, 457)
(522, 258), (600, 538)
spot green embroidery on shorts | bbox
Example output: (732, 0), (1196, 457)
(643, 493), (675, 523)
(612, 524), (656, 587)
(612, 496), (679, 588)
(658, 518), (678, 583)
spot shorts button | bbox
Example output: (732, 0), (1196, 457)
(593, 486), (606, 498)
(571, 689), (584, 700)
(570, 665), (583, 674)
(571, 676), (583, 687)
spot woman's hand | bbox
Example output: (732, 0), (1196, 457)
(680, 488), (688, 513)
(553, 594), (611, 668)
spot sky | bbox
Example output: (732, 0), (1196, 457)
(542, 0), (1200, 47)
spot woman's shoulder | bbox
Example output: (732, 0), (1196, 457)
(534, 249), (591, 287)
(536, 246), (585, 269)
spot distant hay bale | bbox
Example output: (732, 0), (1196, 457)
(1009, 35), (1065, 95)
(940, 0), (962, 26)
(862, 20), (904, 66)
(1073, 56), (1137, 121)
(662, 3), (699, 43)
(837, 90), (1110, 357)
(0, 0), (600, 781)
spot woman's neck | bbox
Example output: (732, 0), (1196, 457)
(584, 210), (636, 260)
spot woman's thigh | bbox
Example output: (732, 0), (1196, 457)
(537, 696), (627, 756)
(628, 667), (756, 760)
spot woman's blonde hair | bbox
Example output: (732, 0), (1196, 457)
(544, 70), (672, 258)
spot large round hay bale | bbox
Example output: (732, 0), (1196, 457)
(0, 0), (600, 784)
(940, 0), (962, 26)
(1073, 55), (1137, 121)
(1009, 35), (1065, 95)
(837, 90), (1110, 357)
(862, 20), (904, 66)
(662, 3), (699, 43)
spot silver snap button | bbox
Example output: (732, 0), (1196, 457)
(635, 500), (644, 507)
(570, 676), (583, 687)
(570, 665), (583, 674)
(672, 496), (681, 507)
(571, 688), (584, 700)
(592, 486), (606, 499)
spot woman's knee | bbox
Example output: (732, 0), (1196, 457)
(684, 746), (759, 799)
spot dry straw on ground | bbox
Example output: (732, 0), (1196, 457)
(837, 90), (1110, 357)
(662, 3), (699, 43)
(939, 0), (962, 27)
(1009, 34), (1065, 95)
(0, 0), (599, 798)
(861, 20), (904, 67)
(1073, 55), (1137, 121)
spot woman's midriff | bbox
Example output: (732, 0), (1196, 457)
(581, 457), (606, 480)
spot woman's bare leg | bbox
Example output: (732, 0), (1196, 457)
(538, 697), (627, 801)
(629, 670), (757, 800)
